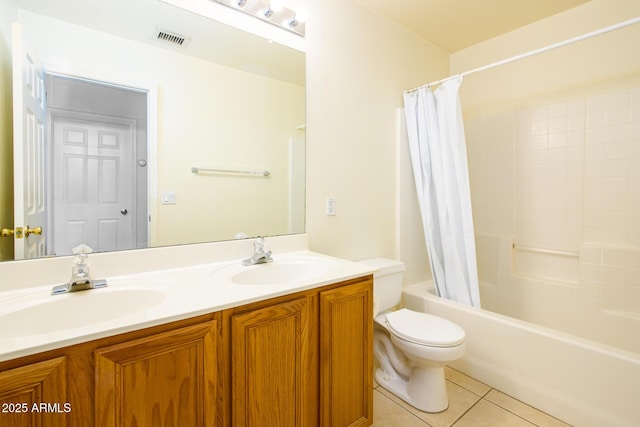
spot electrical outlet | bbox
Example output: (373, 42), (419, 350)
(325, 196), (336, 216)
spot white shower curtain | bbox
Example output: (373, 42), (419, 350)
(403, 77), (480, 307)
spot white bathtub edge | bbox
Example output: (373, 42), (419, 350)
(402, 282), (640, 427)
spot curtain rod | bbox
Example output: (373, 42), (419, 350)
(405, 16), (640, 94)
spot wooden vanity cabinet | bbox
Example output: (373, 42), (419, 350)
(0, 313), (223, 427)
(94, 320), (220, 427)
(319, 280), (373, 427)
(229, 294), (318, 427)
(227, 276), (373, 427)
(0, 275), (373, 427)
(0, 356), (67, 427)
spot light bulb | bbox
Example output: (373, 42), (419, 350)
(295, 9), (309, 23)
(288, 9), (308, 28)
(270, 0), (284, 12)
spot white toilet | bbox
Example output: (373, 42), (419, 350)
(362, 258), (466, 413)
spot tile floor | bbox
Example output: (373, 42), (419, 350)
(373, 367), (572, 427)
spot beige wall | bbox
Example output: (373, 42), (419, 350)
(452, 0), (640, 116)
(18, 10), (304, 246)
(444, 0), (640, 321)
(0, 0), (16, 261)
(305, 0), (449, 260)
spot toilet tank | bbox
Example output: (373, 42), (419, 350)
(359, 258), (405, 314)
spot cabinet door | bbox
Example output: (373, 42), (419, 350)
(320, 279), (373, 427)
(231, 295), (317, 427)
(95, 320), (220, 427)
(0, 357), (67, 427)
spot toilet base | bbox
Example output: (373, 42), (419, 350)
(375, 365), (448, 413)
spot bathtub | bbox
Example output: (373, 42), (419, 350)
(402, 281), (640, 427)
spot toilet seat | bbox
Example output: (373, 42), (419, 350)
(385, 309), (465, 348)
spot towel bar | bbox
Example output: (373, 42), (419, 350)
(191, 167), (270, 177)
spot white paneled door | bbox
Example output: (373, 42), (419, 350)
(50, 111), (136, 255)
(11, 23), (46, 260)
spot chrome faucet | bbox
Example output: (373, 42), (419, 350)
(242, 237), (273, 266)
(51, 244), (108, 295)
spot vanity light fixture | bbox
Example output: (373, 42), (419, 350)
(287, 15), (298, 28)
(212, 0), (306, 37)
(288, 9), (308, 29)
(263, 0), (283, 18)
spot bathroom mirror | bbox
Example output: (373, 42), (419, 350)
(2, 0), (306, 261)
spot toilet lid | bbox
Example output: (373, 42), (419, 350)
(385, 309), (465, 347)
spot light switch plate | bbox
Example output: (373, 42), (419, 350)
(325, 196), (336, 216)
(162, 191), (177, 205)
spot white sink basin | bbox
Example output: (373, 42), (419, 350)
(213, 257), (336, 285)
(0, 288), (166, 338)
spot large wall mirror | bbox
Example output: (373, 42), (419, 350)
(1, 0), (306, 261)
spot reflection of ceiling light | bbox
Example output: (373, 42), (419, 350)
(269, 0), (284, 12)
(213, 0), (306, 37)
(264, 0), (283, 17)
(295, 9), (309, 23)
(288, 9), (308, 28)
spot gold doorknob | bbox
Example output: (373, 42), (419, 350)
(1, 227), (25, 238)
(25, 226), (43, 238)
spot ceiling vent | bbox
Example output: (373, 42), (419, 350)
(155, 29), (190, 47)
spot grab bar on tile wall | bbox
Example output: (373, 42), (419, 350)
(191, 167), (270, 177)
(512, 244), (579, 258)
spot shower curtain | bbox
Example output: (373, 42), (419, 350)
(403, 77), (480, 307)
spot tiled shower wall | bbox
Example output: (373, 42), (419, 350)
(466, 85), (640, 315)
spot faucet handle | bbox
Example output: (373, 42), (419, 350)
(72, 244), (93, 257)
(51, 244), (107, 295)
(70, 244), (93, 282)
(253, 237), (265, 253)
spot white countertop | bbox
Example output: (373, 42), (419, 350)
(0, 250), (377, 362)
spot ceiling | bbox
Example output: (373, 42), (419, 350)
(353, 0), (591, 52)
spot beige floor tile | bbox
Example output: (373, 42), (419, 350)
(377, 380), (481, 427)
(484, 390), (572, 427)
(454, 400), (536, 427)
(445, 367), (491, 397)
(372, 389), (430, 427)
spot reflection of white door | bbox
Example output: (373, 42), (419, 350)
(11, 23), (46, 260)
(51, 111), (136, 255)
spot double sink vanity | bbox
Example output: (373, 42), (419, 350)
(0, 236), (377, 426)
